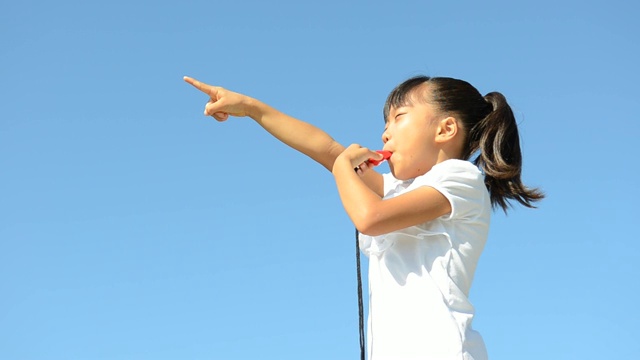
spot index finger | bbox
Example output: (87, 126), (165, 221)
(183, 76), (218, 97)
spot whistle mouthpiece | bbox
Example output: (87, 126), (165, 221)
(368, 150), (392, 166)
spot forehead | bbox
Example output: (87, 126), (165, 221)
(383, 83), (434, 121)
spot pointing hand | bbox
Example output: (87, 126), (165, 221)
(184, 76), (253, 121)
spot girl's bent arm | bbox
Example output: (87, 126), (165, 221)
(333, 145), (451, 236)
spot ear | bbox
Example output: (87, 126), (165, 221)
(434, 117), (458, 143)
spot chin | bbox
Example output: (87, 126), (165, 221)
(389, 165), (409, 181)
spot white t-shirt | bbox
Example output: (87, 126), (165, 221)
(359, 159), (491, 360)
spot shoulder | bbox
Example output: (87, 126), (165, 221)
(412, 159), (484, 189)
(412, 160), (489, 220)
(381, 160), (484, 196)
(422, 159), (483, 182)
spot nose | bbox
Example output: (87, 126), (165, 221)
(382, 129), (390, 144)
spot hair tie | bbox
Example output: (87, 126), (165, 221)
(483, 95), (494, 115)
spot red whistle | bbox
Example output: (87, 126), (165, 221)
(368, 150), (392, 166)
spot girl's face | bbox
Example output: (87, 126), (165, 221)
(382, 100), (441, 180)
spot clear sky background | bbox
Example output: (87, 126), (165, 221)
(1, 1), (638, 359)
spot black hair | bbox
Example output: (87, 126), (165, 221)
(383, 75), (544, 211)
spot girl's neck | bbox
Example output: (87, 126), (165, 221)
(435, 147), (463, 165)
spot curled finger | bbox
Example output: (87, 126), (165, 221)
(213, 112), (229, 121)
(354, 162), (370, 176)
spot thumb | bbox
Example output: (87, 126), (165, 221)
(367, 150), (390, 166)
(204, 101), (229, 121)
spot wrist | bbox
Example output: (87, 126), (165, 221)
(332, 155), (353, 175)
(245, 97), (267, 121)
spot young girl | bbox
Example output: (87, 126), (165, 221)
(184, 75), (543, 360)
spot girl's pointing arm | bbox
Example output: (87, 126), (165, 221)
(184, 76), (383, 195)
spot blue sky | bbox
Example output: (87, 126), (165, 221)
(1, 0), (638, 359)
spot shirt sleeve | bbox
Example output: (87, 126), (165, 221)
(408, 160), (488, 221)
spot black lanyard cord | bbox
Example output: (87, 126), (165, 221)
(355, 228), (365, 360)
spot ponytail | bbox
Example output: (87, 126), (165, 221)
(469, 92), (544, 211)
